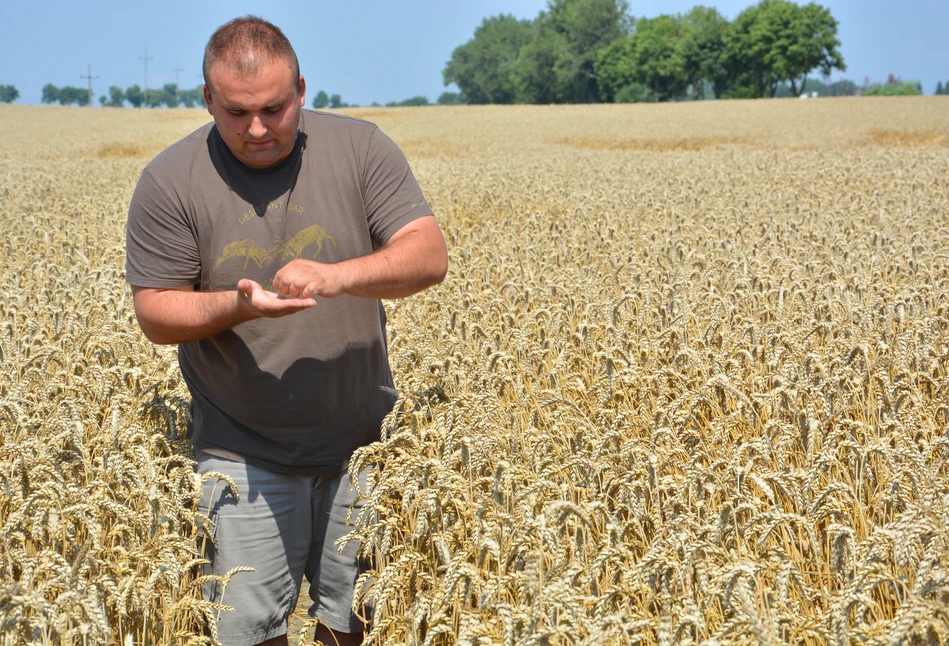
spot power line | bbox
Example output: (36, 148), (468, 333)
(79, 63), (99, 107)
(139, 48), (153, 107)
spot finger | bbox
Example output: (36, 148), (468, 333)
(237, 278), (259, 298)
(260, 297), (317, 315)
(269, 275), (285, 295)
(271, 263), (299, 289)
(272, 273), (302, 297)
(300, 283), (321, 299)
(290, 274), (316, 298)
(274, 260), (320, 295)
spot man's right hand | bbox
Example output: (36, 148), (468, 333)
(236, 279), (317, 318)
(131, 281), (316, 345)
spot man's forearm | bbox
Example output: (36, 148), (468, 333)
(133, 217), (446, 345)
(273, 216), (449, 300)
(335, 225), (448, 299)
(132, 288), (249, 344)
(131, 281), (316, 345)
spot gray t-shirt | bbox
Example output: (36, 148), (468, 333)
(126, 109), (432, 475)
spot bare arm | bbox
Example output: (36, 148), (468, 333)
(130, 281), (316, 345)
(272, 215), (448, 300)
(131, 216), (446, 345)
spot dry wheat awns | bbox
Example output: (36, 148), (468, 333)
(1, 97), (948, 645)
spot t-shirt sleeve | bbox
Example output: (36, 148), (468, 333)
(125, 167), (202, 288)
(362, 127), (433, 247)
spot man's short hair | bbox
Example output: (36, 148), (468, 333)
(203, 16), (301, 96)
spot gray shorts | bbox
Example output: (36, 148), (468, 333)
(197, 453), (371, 645)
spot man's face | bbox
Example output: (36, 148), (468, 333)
(204, 57), (306, 169)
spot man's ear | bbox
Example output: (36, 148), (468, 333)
(204, 84), (213, 115)
(298, 75), (306, 107)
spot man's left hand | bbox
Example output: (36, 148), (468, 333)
(272, 259), (344, 299)
(272, 216), (447, 301)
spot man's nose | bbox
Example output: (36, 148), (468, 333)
(248, 115), (267, 138)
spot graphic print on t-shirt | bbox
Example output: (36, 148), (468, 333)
(213, 224), (336, 272)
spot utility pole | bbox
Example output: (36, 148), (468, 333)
(80, 64), (99, 106)
(139, 48), (153, 107)
(172, 62), (184, 107)
(197, 72), (207, 108)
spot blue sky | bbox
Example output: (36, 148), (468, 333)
(1, 0), (947, 105)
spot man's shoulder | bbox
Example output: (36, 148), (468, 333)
(302, 109), (379, 141)
(145, 121), (216, 179)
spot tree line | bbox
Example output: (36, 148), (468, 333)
(310, 89), (467, 109)
(12, 82), (464, 109)
(444, 0), (849, 103)
(0, 85), (19, 103)
(860, 74), (922, 96)
(38, 83), (206, 108)
(5, 3), (944, 111)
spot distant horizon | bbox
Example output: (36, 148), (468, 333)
(1, 0), (946, 106)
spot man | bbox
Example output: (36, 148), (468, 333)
(126, 16), (447, 646)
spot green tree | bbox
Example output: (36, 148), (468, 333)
(0, 85), (19, 103)
(178, 86), (203, 108)
(329, 93), (342, 109)
(630, 14), (689, 101)
(723, 3), (778, 98)
(400, 95), (430, 106)
(312, 90), (329, 109)
(0, 84), (18, 103)
(165, 83), (180, 107)
(443, 14), (536, 104)
(166, 83), (181, 108)
(593, 37), (638, 102)
(385, 96), (430, 107)
(437, 91), (467, 105)
(58, 86), (90, 106)
(41, 82), (93, 106)
(936, 81), (944, 95)
(774, 76), (854, 97)
(106, 86), (125, 107)
(125, 84), (144, 108)
(41, 83), (60, 104)
(863, 79), (923, 96)
(723, 1), (844, 99)
(824, 77), (857, 96)
(679, 6), (729, 99)
(614, 82), (651, 102)
(773, 2), (845, 96)
(144, 84), (178, 108)
(510, 24), (564, 103)
(182, 85), (206, 108)
(595, 14), (689, 103)
(513, 0), (629, 103)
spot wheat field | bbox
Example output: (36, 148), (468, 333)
(1, 98), (948, 645)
